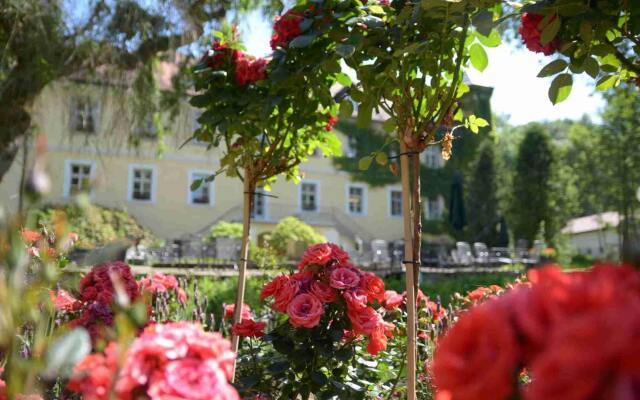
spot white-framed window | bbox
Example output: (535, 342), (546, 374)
(128, 164), (156, 203)
(188, 170), (214, 206)
(300, 181), (319, 212)
(344, 136), (357, 158)
(389, 189), (403, 217)
(425, 196), (445, 220)
(63, 160), (95, 197)
(423, 145), (444, 168)
(251, 186), (267, 220)
(346, 184), (367, 215)
(70, 96), (98, 134)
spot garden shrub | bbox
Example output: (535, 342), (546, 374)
(267, 216), (325, 257)
(207, 221), (243, 240)
(31, 203), (156, 248)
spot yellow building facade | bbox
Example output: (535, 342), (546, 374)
(0, 79), (419, 253)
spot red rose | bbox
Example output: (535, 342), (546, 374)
(330, 267), (361, 290)
(360, 272), (385, 303)
(235, 57), (268, 86)
(287, 293), (324, 328)
(347, 306), (381, 335)
(231, 319), (266, 338)
(524, 301), (640, 400)
(366, 321), (394, 356)
(223, 303), (251, 321)
(310, 281), (337, 303)
(270, 9), (304, 49)
(21, 229), (42, 243)
(272, 278), (299, 313)
(208, 41), (243, 70)
(325, 115), (338, 131)
(382, 290), (405, 310)
(328, 243), (351, 265)
(261, 275), (288, 300)
(519, 13), (560, 56)
(298, 243), (333, 270)
(433, 299), (519, 400)
(343, 288), (368, 310)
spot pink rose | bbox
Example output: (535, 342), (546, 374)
(347, 306), (381, 335)
(287, 294), (324, 328)
(223, 303), (251, 321)
(49, 289), (82, 312)
(360, 272), (386, 303)
(272, 279), (299, 313)
(298, 243), (333, 270)
(330, 267), (361, 290)
(343, 288), (368, 310)
(147, 359), (239, 400)
(310, 281), (337, 303)
(382, 290), (405, 310)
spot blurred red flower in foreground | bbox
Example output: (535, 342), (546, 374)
(432, 264), (640, 400)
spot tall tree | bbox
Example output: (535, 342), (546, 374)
(0, 0), (279, 182)
(467, 141), (500, 245)
(600, 85), (640, 262)
(510, 124), (555, 245)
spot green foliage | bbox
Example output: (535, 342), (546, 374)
(208, 221), (243, 240)
(383, 272), (519, 306)
(522, 0), (640, 102)
(30, 203), (156, 248)
(509, 124), (556, 245)
(267, 217), (326, 257)
(466, 142), (501, 245)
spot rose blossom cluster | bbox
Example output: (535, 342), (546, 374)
(140, 272), (187, 304)
(261, 243), (395, 355)
(21, 228), (78, 259)
(519, 13), (560, 55)
(207, 41), (268, 86)
(432, 264), (640, 400)
(61, 261), (141, 343)
(270, 9), (305, 49)
(68, 322), (239, 400)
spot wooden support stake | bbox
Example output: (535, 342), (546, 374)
(399, 139), (417, 400)
(231, 171), (254, 380)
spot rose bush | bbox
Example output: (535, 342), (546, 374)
(234, 243), (396, 399)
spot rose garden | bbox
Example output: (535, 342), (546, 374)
(1, 0), (639, 399)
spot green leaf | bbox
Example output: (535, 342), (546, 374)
(368, 5), (385, 14)
(358, 156), (373, 171)
(579, 21), (593, 43)
(548, 73), (573, 104)
(357, 102), (373, 128)
(361, 15), (385, 29)
(474, 117), (489, 127)
(596, 74), (618, 90)
(469, 43), (488, 72)
(541, 17), (561, 45)
(472, 10), (494, 36)
(44, 328), (91, 379)
(537, 59), (568, 77)
(190, 178), (203, 191)
(375, 152), (389, 166)
(336, 72), (352, 87)
(335, 44), (356, 58)
(299, 18), (314, 32)
(289, 34), (317, 48)
(339, 100), (354, 119)
(583, 57), (600, 79)
(477, 30), (501, 47)
(382, 118), (396, 133)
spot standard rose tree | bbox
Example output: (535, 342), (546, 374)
(232, 243), (395, 398)
(190, 26), (342, 358)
